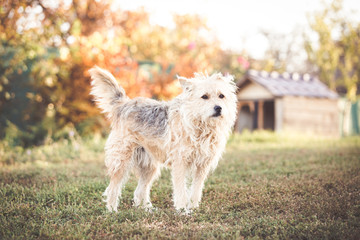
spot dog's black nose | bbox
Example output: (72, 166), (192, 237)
(214, 105), (222, 113)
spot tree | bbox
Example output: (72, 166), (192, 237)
(0, 0), (225, 146)
(305, 0), (360, 100)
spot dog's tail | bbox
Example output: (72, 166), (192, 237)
(89, 66), (127, 120)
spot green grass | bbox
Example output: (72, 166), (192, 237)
(1, 132), (360, 239)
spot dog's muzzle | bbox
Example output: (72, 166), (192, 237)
(212, 105), (222, 117)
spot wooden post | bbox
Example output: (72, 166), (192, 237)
(234, 102), (243, 132)
(275, 98), (283, 132)
(258, 100), (264, 130)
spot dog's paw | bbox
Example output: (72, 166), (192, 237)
(134, 202), (157, 213)
(187, 202), (199, 210)
(106, 204), (118, 213)
(144, 205), (158, 213)
(142, 202), (157, 213)
(176, 208), (192, 216)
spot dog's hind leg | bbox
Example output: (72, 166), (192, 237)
(133, 148), (161, 210)
(103, 137), (135, 212)
(103, 169), (130, 212)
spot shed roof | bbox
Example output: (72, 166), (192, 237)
(237, 70), (338, 99)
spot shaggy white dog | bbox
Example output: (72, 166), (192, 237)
(89, 67), (237, 213)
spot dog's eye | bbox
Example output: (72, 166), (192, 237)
(201, 94), (209, 100)
(219, 94), (225, 99)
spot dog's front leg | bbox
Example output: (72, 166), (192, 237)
(188, 165), (210, 210)
(171, 161), (188, 212)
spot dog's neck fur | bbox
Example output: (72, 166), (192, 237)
(164, 98), (230, 167)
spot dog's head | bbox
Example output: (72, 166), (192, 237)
(177, 72), (238, 127)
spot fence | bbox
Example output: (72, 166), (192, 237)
(339, 99), (360, 136)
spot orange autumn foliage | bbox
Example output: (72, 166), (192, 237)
(0, 0), (227, 145)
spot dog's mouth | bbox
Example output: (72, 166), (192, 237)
(211, 112), (222, 117)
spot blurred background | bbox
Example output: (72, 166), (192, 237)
(1, 0), (360, 148)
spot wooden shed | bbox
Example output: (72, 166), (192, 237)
(235, 70), (339, 136)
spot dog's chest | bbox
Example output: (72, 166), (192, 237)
(182, 132), (220, 164)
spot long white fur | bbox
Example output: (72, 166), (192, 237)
(89, 67), (237, 213)
(89, 66), (128, 120)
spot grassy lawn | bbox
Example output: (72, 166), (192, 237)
(1, 132), (360, 239)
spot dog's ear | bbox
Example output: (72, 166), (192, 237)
(215, 73), (234, 83)
(177, 75), (193, 91)
(223, 73), (234, 83)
